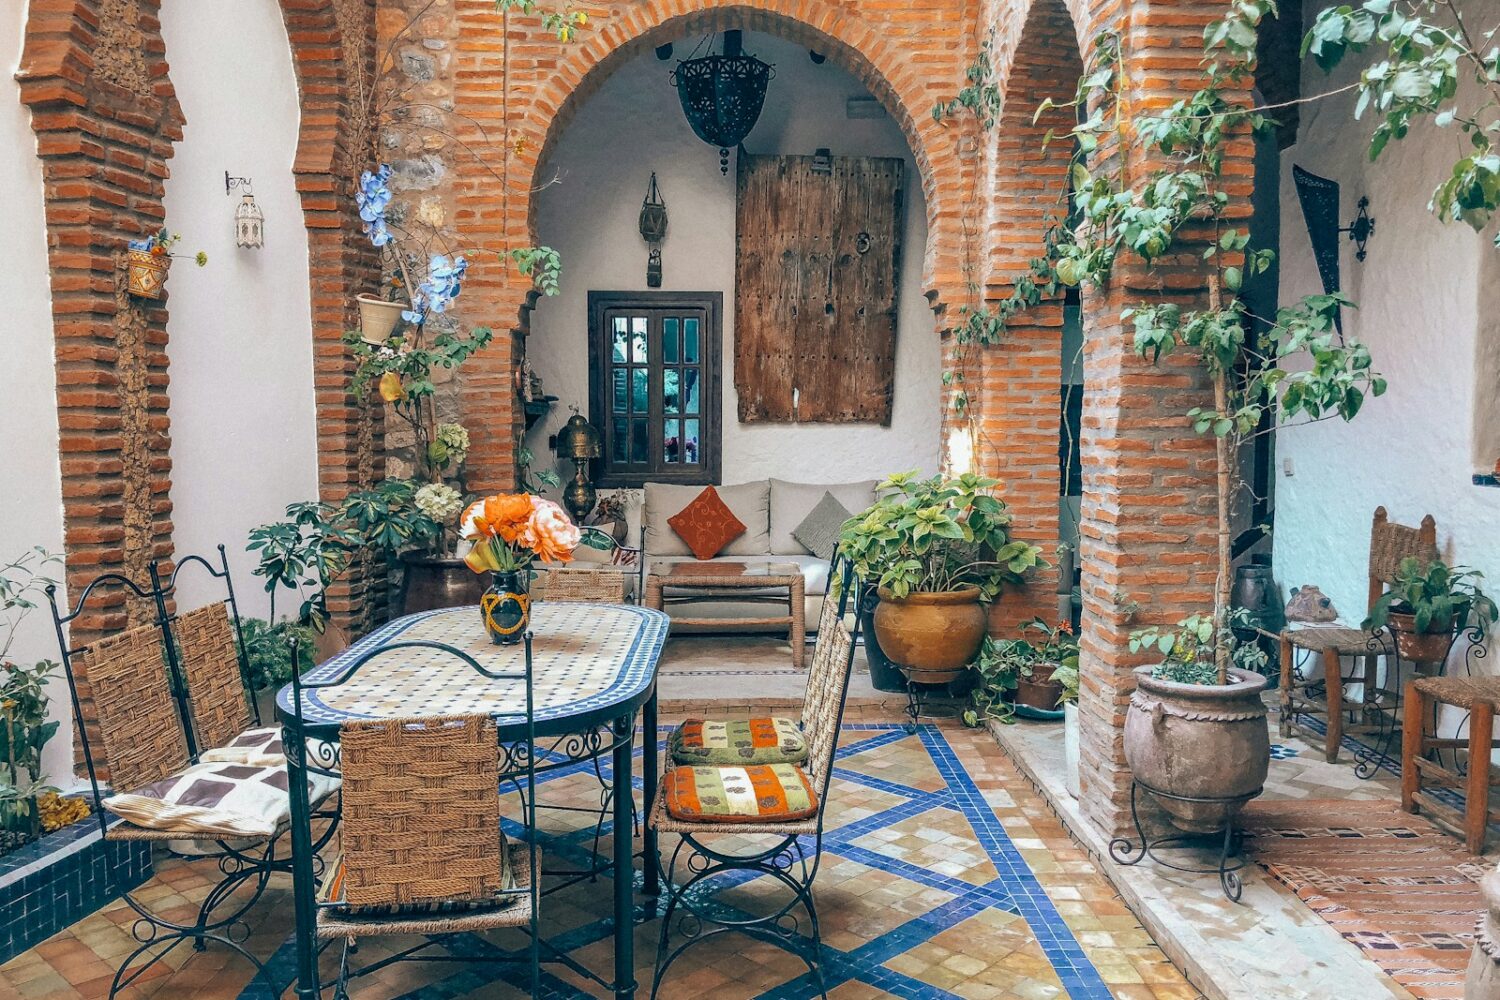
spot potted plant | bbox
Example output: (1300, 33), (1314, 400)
(838, 472), (1047, 685)
(0, 549), (65, 854)
(459, 493), (581, 644)
(126, 229), (206, 299)
(1365, 556), (1496, 663)
(962, 636), (1018, 726)
(1054, 654), (1081, 798)
(1011, 619), (1077, 712)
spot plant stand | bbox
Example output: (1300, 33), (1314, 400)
(900, 675), (964, 734)
(1107, 780), (1254, 903)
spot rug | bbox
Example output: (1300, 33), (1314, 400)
(1243, 799), (1487, 999)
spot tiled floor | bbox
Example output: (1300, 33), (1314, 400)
(0, 721), (1199, 1000)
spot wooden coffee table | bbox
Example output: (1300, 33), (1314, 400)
(643, 562), (806, 668)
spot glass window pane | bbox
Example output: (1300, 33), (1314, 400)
(612, 418), (627, 462)
(683, 419), (699, 465)
(664, 420), (680, 463)
(612, 369), (627, 413)
(631, 419), (649, 465)
(663, 318), (679, 364)
(612, 317), (628, 363)
(683, 369), (699, 415)
(631, 368), (648, 413)
(684, 318), (700, 364)
(663, 368), (680, 414)
(631, 316), (648, 363)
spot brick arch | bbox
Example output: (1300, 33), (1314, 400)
(444, 0), (978, 492)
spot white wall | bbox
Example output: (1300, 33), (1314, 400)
(527, 31), (942, 486)
(161, 0), (317, 618)
(1, 1), (74, 785)
(1273, 10), (1499, 645)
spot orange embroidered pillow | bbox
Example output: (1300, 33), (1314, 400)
(666, 486), (746, 560)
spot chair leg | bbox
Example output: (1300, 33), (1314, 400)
(1279, 637), (1294, 739)
(1401, 682), (1423, 814)
(1467, 701), (1493, 855)
(1323, 648), (1344, 763)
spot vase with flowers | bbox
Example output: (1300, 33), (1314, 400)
(461, 494), (581, 643)
(126, 228), (206, 299)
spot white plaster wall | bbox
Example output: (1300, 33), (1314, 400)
(526, 31), (942, 486)
(1273, 10), (1499, 652)
(161, 0), (317, 618)
(0, 1), (74, 785)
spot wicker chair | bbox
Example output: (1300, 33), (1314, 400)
(46, 571), (338, 1000)
(1402, 675), (1500, 854)
(1279, 507), (1437, 762)
(532, 565), (630, 603)
(286, 637), (540, 999)
(647, 560), (861, 999)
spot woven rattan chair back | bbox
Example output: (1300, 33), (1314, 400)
(74, 623), (190, 794)
(533, 568), (627, 603)
(338, 714), (507, 910)
(173, 601), (253, 753)
(1367, 506), (1438, 609)
(801, 559), (859, 798)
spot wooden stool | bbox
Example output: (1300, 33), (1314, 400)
(1402, 676), (1500, 854)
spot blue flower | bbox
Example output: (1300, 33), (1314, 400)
(419, 254), (467, 316)
(356, 165), (394, 248)
(401, 290), (426, 325)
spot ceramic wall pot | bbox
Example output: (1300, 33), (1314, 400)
(1064, 701), (1081, 798)
(1015, 661), (1065, 711)
(1387, 610), (1455, 664)
(1123, 666), (1269, 834)
(873, 585), (987, 685)
(401, 554), (486, 614)
(127, 248), (169, 299)
(356, 294), (407, 346)
(481, 569), (531, 645)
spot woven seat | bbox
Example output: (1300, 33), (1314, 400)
(1411, 676), (1500, 711)
(1404, 676), (1500, 853)
(318, 844), (535, 939)
(1284, 626), (1394, 656)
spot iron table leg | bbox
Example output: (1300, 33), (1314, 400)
(613, 713), (638, 999)
(642, 683), (660, 898)
(282, 721), (321, 1000)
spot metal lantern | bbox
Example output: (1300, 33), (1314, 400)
(639, 173), (668, 287)
(555, 410), (602, 523)
(234, 193), (265, 249)
(671, 31), (773, 175)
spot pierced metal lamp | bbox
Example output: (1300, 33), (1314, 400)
(671, 30), (774, 175)
(226, 173), (264, 249)
(556, 410), (602, 523)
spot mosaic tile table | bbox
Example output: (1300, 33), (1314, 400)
(276, 603), (670, 1000)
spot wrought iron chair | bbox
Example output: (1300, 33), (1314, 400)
(647, 559), (861, 999)
(285, 636), (540, 999)
(1279, 506), (1438, 765)
(46, 569), (338, 1000)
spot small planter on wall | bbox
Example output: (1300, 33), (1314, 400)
(126, 247), (169, 299)
(356, 294), (407, 346)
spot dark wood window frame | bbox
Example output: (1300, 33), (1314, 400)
(587, 291), (723, 488)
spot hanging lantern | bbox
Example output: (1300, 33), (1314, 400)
(639, 173), (668, 287)
(234, 193), (265, 249)
(671, 31), (773, 175)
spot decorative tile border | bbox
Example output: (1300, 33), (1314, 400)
(0, 816), (152, 964)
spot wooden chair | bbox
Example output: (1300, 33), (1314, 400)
(647, 564), (861, 999)
(1402, 676), (1500, 854)
(1280, 506), (1437, 762)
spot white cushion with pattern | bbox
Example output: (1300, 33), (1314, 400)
(104, 761), (339, 839)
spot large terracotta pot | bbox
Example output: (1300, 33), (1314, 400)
(1124, 666), (1269, 834)
(401, 554), (486, 614)
(1016, 661), (1065, 711)
(873, 585), (987, 685)
(1387, 610), (1455, 664)
(1466, 867), (1500, 1000)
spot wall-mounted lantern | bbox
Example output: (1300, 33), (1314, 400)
(671, 30), (774, 175)
(638, 173), (668, 288)
(226, 172), (264, 249)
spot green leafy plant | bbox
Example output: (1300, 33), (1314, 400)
(238, 618), (317, 692)
(0, 549), (65, 836)
(1365, 556), (1498, 635)
(340, 478), (444, 562)
(963, 636), (1018, 727)
(837, 472), (1048, 602)
(246, 502), (362, 634)
(1130, 611), (1269, 685)
(1053, 656), (1080, 707)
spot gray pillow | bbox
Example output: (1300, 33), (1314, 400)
(792, 492), (852, 561)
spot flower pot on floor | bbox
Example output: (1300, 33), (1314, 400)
(874, 585), (987, 685)
(1016, 661), (1065, 711)
(127, 248), (169, 299)
(356, 294), (407, 346)
(1123, 666), (1269, 834)
(1387, 610), (1456, 664)
(401, 553), (487, 614)
(1064, 701), (1081, 798)
(858, 587), (908, 693)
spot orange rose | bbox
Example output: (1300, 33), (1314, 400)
(523, 499), (580, 563)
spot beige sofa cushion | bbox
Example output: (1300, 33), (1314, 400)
(769, 479), (878, 555)
(645, 482), (770, 557)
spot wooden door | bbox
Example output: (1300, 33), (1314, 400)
(735, 153), (904, 424)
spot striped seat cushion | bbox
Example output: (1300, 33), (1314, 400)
(662, 763), (819, 824)
(668, 717), (807, 766)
